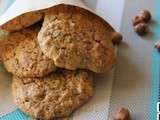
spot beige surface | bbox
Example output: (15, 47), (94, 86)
(109, 0), (154, 119)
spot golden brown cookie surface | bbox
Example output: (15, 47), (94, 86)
(12, 70), (93, 120)
(0, 11), (43, 32)
(1, 27), (56, 77)
(38, 5), (116, 73)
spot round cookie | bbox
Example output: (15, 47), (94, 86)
(1, 27), (56, 77)
(0, 11), (43, 32)
(38, 5), (117, 73)
(12, 70), (93, 120)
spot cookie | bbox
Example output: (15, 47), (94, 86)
(12, 70), (93, 120)
(1, 26), (56, 77)
(0, 11), (43, 32)
(38, 5), (116, 73)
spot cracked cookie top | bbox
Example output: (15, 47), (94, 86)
(38, 5), (116, 73)
(12, 70), (93, 120)
(1, 26), (56, 77)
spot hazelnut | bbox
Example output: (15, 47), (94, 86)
(134, 22), (148, 36)
(114, 107), (130, 120)
(112, 32), (123, 45)
(155, 41), (160, 50)
(132, 15), (144, 26)
(139, 10), (152, 23)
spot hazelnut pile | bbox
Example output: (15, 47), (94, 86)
(132, 10), (152, 36)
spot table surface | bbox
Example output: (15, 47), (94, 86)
(84, 0), (154, 119)
(109, 0), (154, 120)
(83, 0), (125, 31)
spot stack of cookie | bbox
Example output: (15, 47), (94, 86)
(0, 4), (118, 120)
